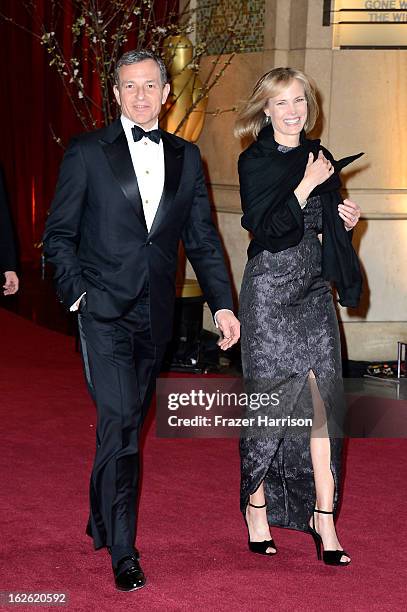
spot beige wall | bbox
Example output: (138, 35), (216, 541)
(189, 0), (407, 361)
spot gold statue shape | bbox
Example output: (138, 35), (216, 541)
(160, 35), (208, 143)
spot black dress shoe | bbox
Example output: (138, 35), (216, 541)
(113, 555), (146, 591)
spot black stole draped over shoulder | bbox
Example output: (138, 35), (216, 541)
(238, 125), (364, 308)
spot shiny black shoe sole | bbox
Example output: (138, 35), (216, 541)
(115, 580), (147, 592)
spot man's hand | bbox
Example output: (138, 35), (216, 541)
(215, 311), (240, 351)
(3, 271), (19, 295)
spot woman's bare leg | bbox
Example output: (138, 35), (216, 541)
(309, 371), (350, 563)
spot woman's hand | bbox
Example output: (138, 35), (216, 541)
(294, 151), (334, 205)
(338, 199), (361, 231)
(303, 151), (334, 188)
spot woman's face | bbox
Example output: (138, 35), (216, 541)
(264, 79), (308, 146)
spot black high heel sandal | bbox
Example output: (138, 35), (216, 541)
(245, 502), (277, 556)
(308, 508), (351, 566)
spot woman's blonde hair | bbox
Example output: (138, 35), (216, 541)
(234, 67), (319, 140)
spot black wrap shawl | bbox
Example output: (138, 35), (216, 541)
(239, 125), (364, 308)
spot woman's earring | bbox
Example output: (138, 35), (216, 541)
(265, 115), (271, 124)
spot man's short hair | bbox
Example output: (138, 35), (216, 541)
(114, 49), (168, 86)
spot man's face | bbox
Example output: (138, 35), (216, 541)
(113, 59), (170, 129)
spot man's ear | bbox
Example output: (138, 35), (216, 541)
(161, 83), (170, 105)
(113, 85), (121, 106)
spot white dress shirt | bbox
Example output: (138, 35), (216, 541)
(121, 114), (164, 232)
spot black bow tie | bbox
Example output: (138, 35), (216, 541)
(131, 125), (161, 144)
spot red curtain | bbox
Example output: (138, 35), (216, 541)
(0, 1), (177, 264)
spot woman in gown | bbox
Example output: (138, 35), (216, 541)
(235, 68), (363, 565)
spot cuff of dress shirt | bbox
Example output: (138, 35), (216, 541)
(214, 308), (234, 329)
(70, 292), (86, 312)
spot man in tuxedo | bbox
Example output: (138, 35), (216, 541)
(0, 168), (19, 296)
(43, 49), (240, 591)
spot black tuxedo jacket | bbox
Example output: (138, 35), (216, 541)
(43, 120), (233, 343)
(0, 168), (17, 273)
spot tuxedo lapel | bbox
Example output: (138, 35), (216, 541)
(149, 130), (184, 235)
(99, 122), (147, 231)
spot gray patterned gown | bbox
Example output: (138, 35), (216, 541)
(239, 146), (345, 532)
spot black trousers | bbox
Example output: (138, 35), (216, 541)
(77, 292), (166, 550)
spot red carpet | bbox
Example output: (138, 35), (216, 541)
(1, 307), (406, 611)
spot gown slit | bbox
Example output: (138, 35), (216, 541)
(242, 375), (340, 530)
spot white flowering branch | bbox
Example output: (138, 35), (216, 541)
(0, 0), (247, 144)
